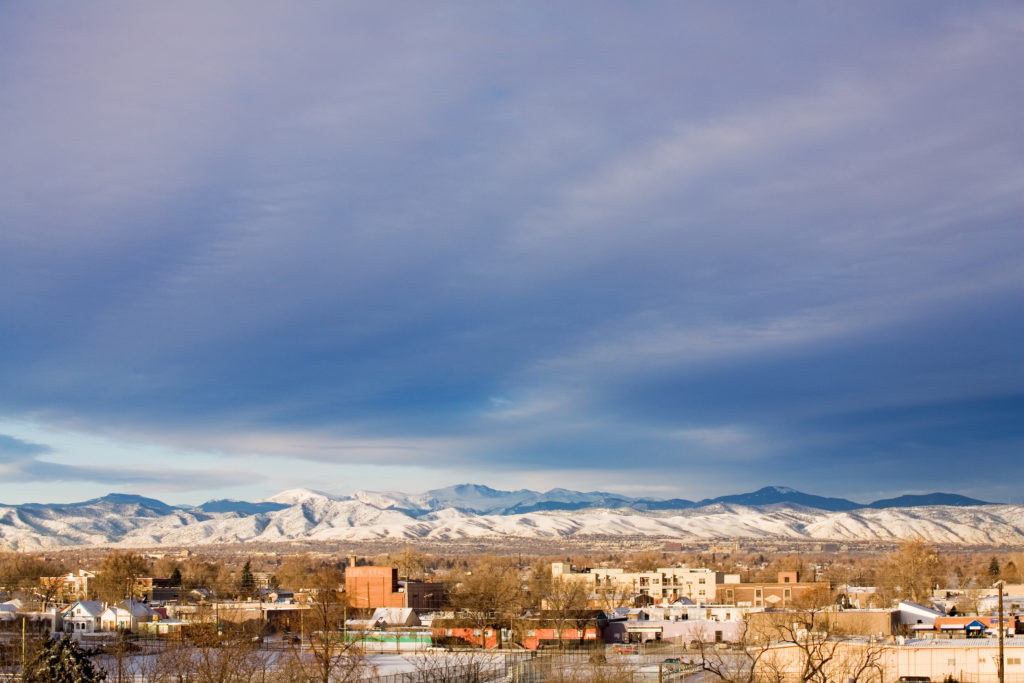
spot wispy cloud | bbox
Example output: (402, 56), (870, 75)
(0, 3), (1020, 503)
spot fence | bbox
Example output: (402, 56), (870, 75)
(368, 651), (550, 683)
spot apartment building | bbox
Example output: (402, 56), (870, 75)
(552, 562), (740, 602)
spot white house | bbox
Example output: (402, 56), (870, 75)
(101, 600), (156, 632)
(0, 599), (23, 621)
(61, 601), (104, 634)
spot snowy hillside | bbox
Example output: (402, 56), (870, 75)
(0, 487), (1016, 550)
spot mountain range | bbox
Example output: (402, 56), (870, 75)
(0, 485), (1016, 550)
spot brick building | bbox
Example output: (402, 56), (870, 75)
(344, 566), (443, 611)
(718, 572), (830, 608)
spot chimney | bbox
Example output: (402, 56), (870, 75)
(349, 555), (358, 569)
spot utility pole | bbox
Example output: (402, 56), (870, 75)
(996, 580), (1005, 683)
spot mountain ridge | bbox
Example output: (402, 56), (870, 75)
(0, 485), (1006, 550)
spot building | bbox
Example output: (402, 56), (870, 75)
(100, 600), (157, 632)
(60, 601), (104, 634)
(0, 599), (22, 622)
(747, 608), (898, 641)
(719, 572), (830, 608)
(344, 566), (443, 610)
(928, 615), (1020, 638)
(39, 570), (95, 604)
(552, 562), (740, 603)
(888, 637), (1024, 681)
(604, 610), (747, 645)
(430, 620), (502, 649)
(168, 600), (311, 634)
(746, 636), (1024, 682)
(897, 600), (946, 633)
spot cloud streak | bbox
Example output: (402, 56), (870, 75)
(0, 2), (1020, 503)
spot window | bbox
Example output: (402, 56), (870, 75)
(785, 589), (792, 599)
(947, 659), (956, 667)
(1009, 658), (1021, 666)
(699, 578), (706, 584)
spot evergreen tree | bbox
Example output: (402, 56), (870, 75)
(989, 557), (1001, 579)
(169, 566), (182, 587)
(240, 559), (256, 596)
(24, 635), (106, 683)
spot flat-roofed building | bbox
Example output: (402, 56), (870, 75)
(345, 566), (443, 610)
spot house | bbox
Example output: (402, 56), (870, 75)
(137, 619), (185, 636)
(0, 599), (22, 621)
(368, 607), (421, 628)
(100, 600), (157, 632)
(260, 588), (295, 603)
(61, 601), (105, 634)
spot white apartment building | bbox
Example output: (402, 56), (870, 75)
(552, 562), (740, 603)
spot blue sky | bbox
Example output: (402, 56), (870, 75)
(1, 2), (1021, 506)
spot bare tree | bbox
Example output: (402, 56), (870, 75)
(141, 633), (275, 683)
(94, 551), (151, 603)
(695, 618), (782, 683)
(282, 567), (366, 683)
(879, 541), (944, 606)
(408, 650), (493, 683)
(451, 556), (521, 648)
(697, 609), (885, 683)
(539, 570), (592, 649)
(272, 554), (319, 591)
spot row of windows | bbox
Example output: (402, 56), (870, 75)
(941, 658), (1022, 668)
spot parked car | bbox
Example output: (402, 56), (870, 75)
(662, 657), (685, 671)
(613, 644), (638, 654)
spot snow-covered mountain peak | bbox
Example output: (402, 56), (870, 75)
(351, 490), (416, 510)
(264, 488), (339, 505)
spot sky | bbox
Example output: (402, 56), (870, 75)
(0, 2), (1021, 507)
